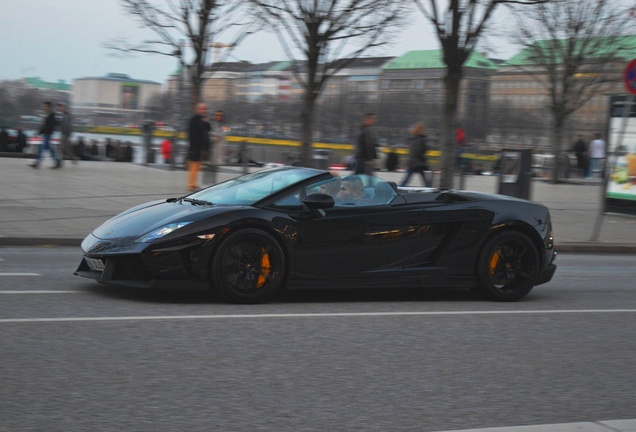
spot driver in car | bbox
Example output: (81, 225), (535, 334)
(336, 175), (369, 205)
(317, 177), (341, 198)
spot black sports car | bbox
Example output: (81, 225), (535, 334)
(75, 166), (556, 303)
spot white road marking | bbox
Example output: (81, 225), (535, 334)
(0, 290), (82, 294)
(1, 309), (636, 324)
(0, 273), (41, 276)
(439, 419), (636, 432)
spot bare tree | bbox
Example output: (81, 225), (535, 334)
(509, 0), (633, 183)
(14, 87), (42, 119)
(246, 0), (407, 167)
(0, 83), (46, 126)
(0, 87), (17, 126)
(414, 0), (547, 189)
(488, 101), (547, 150)
(106, 0), (251, 108)
(146, 91), (175, 122)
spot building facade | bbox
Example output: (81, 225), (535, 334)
(71, 73), (161, 124)
(490, 35), (636, 150)
(380, 50), (496, 144)
(155, 37), (636, 151)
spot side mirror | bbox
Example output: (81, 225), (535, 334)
(302, 193), (335, 218)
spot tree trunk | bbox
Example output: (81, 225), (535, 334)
(550, 118), (564, 184)
(440, 69), (462, 189)
(300, 91), (316, 167)
(191, 78), (201, 107)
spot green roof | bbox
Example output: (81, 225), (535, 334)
(503, 35), (636, 66)
(382, 50), (498, 70)
(268, 61), (292, 71)
(24, 77), (71, 91)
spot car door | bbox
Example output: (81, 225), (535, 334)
(293, 205), (415, 280)
(398, 201), (495, 275)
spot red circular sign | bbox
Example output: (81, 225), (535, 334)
(624, 59), (636, 95)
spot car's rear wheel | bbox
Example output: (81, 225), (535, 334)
(474, 230), (540, 301)
(211, 229), (286, 304)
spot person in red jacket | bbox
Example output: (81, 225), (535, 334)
(161, 139), (172, 164)
(456, 127), (466, 171)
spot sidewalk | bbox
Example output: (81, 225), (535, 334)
(1, 157), (636, 252)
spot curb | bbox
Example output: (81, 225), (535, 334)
(2, 237), (636, 254)
(554, 242), (636, 254)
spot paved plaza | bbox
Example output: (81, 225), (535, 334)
(1, 157), (635, 252)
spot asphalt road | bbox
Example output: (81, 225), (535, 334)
(1, 247), (636, 432)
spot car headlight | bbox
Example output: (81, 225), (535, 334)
(136, 222), (193, 243)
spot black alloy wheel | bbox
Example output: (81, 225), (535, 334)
(212, 229), (286, 304)
(474, 230), (540, 301)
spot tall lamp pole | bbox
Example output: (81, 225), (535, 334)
(173, 40), (184, 169)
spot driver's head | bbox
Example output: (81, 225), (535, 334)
(337, 176), (364, 202)
(318, 177), (341, 197)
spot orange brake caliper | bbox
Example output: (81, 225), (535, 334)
(257, 247), (271, 289)
(489, 251), (500, 277)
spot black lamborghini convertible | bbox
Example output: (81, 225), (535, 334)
(75, 166), (556, 303)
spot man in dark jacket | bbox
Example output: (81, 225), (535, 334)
(0, 127), (8, 151)
(30, 101), (61, 169)
(572, 135), (588, 177)
(16, 129), (27, 153)
(187, 103), (211, 191)
(354, 112), (378, 175)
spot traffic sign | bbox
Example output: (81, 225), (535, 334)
(624, 59), (636, 95)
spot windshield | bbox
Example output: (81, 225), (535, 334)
(190, 167), (320, 205)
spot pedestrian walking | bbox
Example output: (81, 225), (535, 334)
(571, 135), (588, 177)
(76, 136), (91, 160)
(588, 133), (606, 178)
(16, 129), (27, 153)
(210, 110), (226, 167)
(456, 126), (466, 172)
(400, 122), (429, 187)
(57, 102), (74, 165)
(186, 103), (211, 191)
(142, 121), (155, 164)
(0, 127), (8, 152)
(30, 101), (61, 169)
(354, 112), (378, 175)
(161, 139), (172, 165)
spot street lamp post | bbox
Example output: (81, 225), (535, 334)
(172, 40), (184, 170)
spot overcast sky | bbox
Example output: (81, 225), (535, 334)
(1, 0), (523, 86)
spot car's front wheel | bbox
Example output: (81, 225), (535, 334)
(211, 229), (286, 304)
(474, 230), (540, 301)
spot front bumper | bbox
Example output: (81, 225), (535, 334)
(75, 233), (216, 287)
(75, 254), (154, 288)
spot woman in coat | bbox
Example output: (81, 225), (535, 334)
(400, 122), (428, 187)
